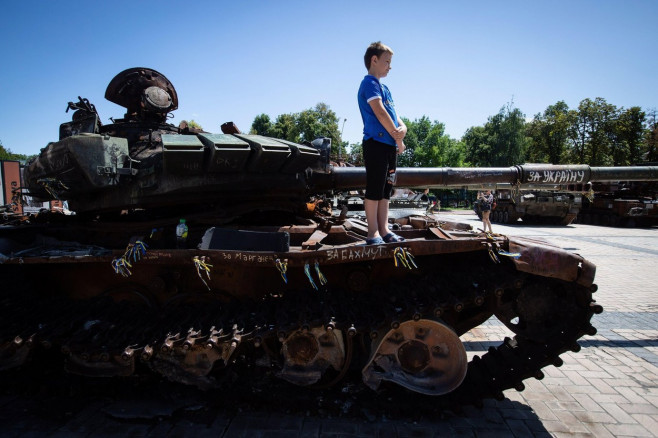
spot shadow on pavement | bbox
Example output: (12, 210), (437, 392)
(0, 363), (552, 437)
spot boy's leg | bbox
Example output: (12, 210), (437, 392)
(363, 139), (389, 240)
(378, 146), (397, 237)
(377, 199), (390, 237)
(364, 199), (380, 239)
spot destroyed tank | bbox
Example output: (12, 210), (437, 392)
(2, 68), (658, 410)
(578, 180), (658, 227)
(470, 178), (591, 225)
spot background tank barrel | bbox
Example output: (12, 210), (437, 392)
(323, 164), (658, 190)
(588, 166), (658, 182)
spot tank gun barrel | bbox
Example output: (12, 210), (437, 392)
(589, 166), (658, 182)
(321, 164), (658, 190)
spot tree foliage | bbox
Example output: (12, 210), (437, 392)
(187, 120), (203, 130)
(0, 140), (31, 162)
(250, 113), (272, 137)
(398, 116), (466, 167)
(523, 98), (653, 166)
(566, 97), (618, 166)
(645, 108), (658, 162)
(298, 103), (340, 145)
(522, 97), (650, 166)
(248, 97), (655, 169)
(463, 101), (528, 166)
(271, 113), (299, 142)
(525, 101), (573, 164)
(347, 142), (364, 165)
(612, 106), (645, 165)
(249, 103), (341, 154)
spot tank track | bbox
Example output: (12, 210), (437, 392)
(0, 249), (600, 410)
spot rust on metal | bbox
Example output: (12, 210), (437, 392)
(362, 319), (467, 395)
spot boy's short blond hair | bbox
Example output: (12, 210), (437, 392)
(364, 41), (394, 70)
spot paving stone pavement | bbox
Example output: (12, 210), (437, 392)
(1, 213), (656, 437)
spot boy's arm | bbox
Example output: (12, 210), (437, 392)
(368, 99), (402, 139)
(395, 117), (407, 154)
(367, 99), (406, 154)
(397, 116), (407, 138)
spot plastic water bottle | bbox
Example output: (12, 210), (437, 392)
(176, 219), (188, 248)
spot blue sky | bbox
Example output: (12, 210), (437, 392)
(1, 1), (656, 156)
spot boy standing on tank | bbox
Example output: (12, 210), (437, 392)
(358, 41), (407, 244)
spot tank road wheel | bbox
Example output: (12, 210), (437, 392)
(277, 327), (346, 386)
(61, 285), (156, 378)
(503, 210), (509, 224)
(362, 319), (467, 395)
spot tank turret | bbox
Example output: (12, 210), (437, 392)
(23, 68), (658, 224)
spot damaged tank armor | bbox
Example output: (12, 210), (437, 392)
(1, 68), (657, 408)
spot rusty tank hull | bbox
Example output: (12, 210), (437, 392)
(2, 67), (656, 408)
(1, 220), (598, 404)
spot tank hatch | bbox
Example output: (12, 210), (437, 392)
(105, 67), (178, 122)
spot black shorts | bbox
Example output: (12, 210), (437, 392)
(363, 138), (397, 201)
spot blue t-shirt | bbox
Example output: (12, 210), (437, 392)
(358, 75), (398, 146)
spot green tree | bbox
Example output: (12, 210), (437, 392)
(398, 116), (429, 166)
(399, 116), (465, 167)
(271, 113), (300, 142)
(297, 103), (340, 148)
(250, 103), (342, 154)
(567, 97), (617, 165)
(0, 140), (31, 162)
(525, 119), (546, 163)
(525, 101), (573, 164)
(0, 140), (10, 160)
(488, 102), (528, 166)
(645, 108), (658, 162)
(462, 125), (490, 167)
(187, 120), (203, 130)
(250, 113), (273, 136)
(336, 140), (350, 162)
(610, 106), (645, 165)
(347, 142), (363, 165)
(462, 101), (528, 166)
